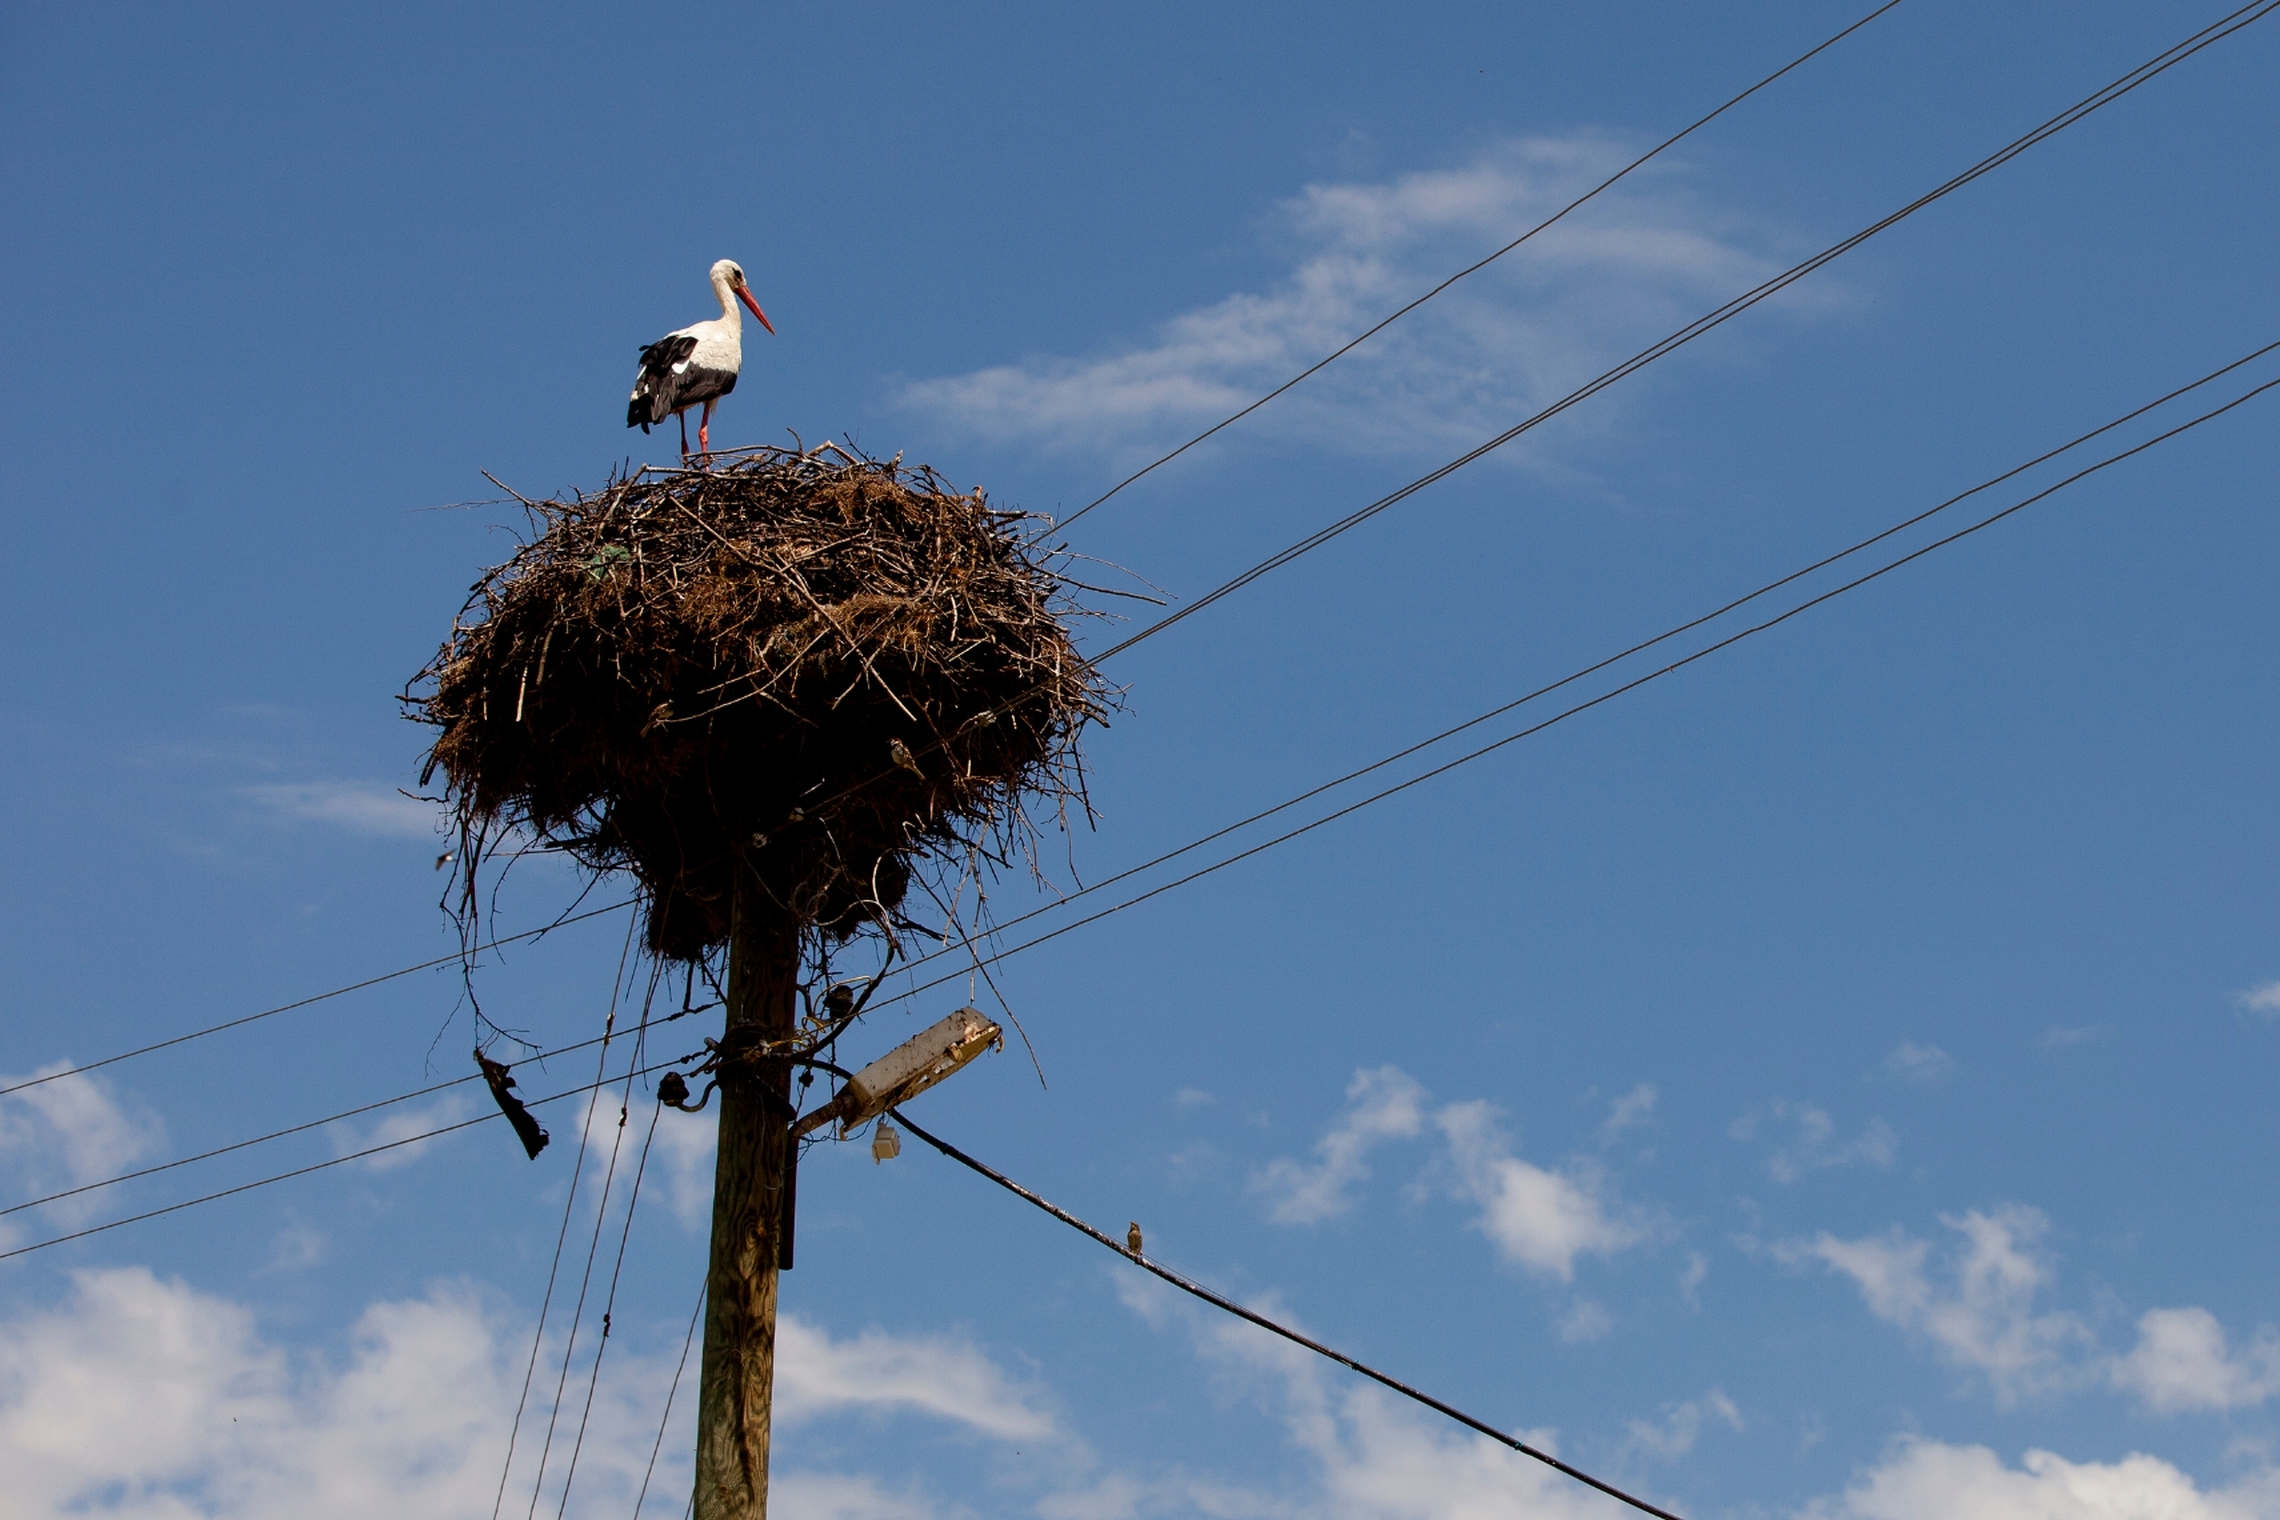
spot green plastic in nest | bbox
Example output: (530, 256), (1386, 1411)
(407, 445), (1107, 962)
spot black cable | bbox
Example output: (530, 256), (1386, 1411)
(799, 340), (2280, 1020)
(634, 1283), (706, 1520)
(3, 1071), (466, 1220)
(1089, 0), (2280, 664)
(492, 1046), (605, 1520)
(0, 1051), (699, 1266)
(0, 1004), (717, 1225)
(778, 0), (2278, 837)
(849, 365), (2280, 1016)
(890, 1108), (1686, 1520)
(553, 1060), (667, 1517)
(1054, 0), (1910, 532)
(523, 939), (644, 1520)
(0, 899), (634, 1102)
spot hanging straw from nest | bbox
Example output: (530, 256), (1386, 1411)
(407, 444), (1110, 962)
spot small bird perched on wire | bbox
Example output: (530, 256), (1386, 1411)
(1127, 1221), (1143, 1256)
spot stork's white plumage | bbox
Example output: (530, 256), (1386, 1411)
(627, 259), (775, 456)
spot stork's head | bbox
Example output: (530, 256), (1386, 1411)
(711, 258), (775, 334)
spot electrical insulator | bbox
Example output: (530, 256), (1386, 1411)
(872, 1120), (901, 1165)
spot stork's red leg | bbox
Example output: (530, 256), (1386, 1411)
(699, 398), (715, 455)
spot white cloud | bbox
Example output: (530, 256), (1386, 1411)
(2236, 981), (2280, 1019)
(1166, 1289), (1677, 1520)
(1678, 1252), (1709, 1309)
(775, 1314), (1058, 1442)
(768, 1472), (943, 1520)
(18, 1256), (2278, 1520)
(1800, 1436), (2280, 1520)
(2112, 1307), (2280, 1414)
(1625, 1387), (1741, 1461)
(1252, 1069), (1649, 1280)
(261, 1224), (328, 1273)
(0, 1064), (166, 1243)
(1438, 1101), (1646, 1280)
(1880, 1044), (1954, 1084)
(1603, 1083), (1658, 1137)
(243, 780), (443, 839)
(329, 1092), (476, 1173)
(0, 1268), (1066, 1520)
(898, 135), (1804, 465)
(1783, 1205), (2091, 1404)
(0, 1268), (538, 1520)
(1251, 1066), (1429, 1224)
(2039, 1025), (2107, 1051)
(1130, 1281), (2279, 1520)
(649, 1102), (720, 1229)
(1557, 1298), (1616, 1344)
(1731, 1100), (1897, 1183)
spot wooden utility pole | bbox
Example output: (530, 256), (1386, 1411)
(693, 870), (800, 1519)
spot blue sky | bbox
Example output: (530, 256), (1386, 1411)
(3, 2), (2278, 1517)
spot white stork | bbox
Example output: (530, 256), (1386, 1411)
(627, 259), (775, 457)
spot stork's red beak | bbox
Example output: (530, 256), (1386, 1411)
(737, 287), (775, 335)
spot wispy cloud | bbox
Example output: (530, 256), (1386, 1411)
(1252, 1066), (1649, 1280)
(328, 1093), (474, 1173)
(898, 135), (1809, 467)
(1625, 1387), (1741, 1460)
(649, 1102), (719, 1229)
(2236, 980), (2280, 1020)
(0, 1269), (1066, 1520)
(1602, 1082), (1658, 1138)
(1134, 1278), (1670, 1520)
(1557, 1298), (1617, 1344)
(1250, 1066), (1428, 1224)
(1730, 1099), (1896, 1184)
(242, 780), (442, 840)
(2037, 1023), (2106, 1051)
(775, 1315), (1059, 1442)
(0, 1064), (165, 1243)
(1779, 1205), (2092, 1405)
(1437, 1101), (1648, 1281)
(14, 1252), (2278, 1520)
(1678, 1251), (1709, 1309)
(1879, 1043), (1954, 1085)
(2111, 1307), (2280, 1413)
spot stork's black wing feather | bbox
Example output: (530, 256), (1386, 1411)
(627, 333), (700, 431)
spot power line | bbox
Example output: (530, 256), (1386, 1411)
(552, 1088), (665, 1518)
(1089, 0), (2280, 664)
(782, 0), (2278, 836)
(634, 1283), (706, 1520)
(526, 972), (652, 1520)
(891, 1108), (1687, 1520)
(0, 1001), (717, 1225)
(28, 1), (2267, 1174)
(794, 339), (2280, 1017)
(1053, 0), (1910, 532)
(0, 1051), (697, 1267)
(498, 922), (641, 1520)
(24, 356), (2257, 1274)
(22, 339), (2269, 1212)
(0, 899), (634, 1102)
(37, 7), (2259, 1111)
(852, 363), (2280, 1016)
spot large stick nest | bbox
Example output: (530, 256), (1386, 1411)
(408, 445), (1108, 962)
